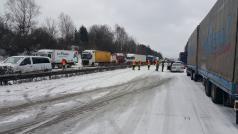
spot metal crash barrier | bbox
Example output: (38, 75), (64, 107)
(0, 65), (130, 86)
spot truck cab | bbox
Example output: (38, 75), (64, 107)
(82, 50), (95, 66)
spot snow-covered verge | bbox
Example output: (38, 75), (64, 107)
(0, 67), (153, 109)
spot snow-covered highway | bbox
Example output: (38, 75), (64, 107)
(0, 66), (237, 134)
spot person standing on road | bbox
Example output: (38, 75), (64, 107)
(132, 60), (136, 70)
(61, 59), (67, 70)
(147, 60), (151, 70)
(155, 60), (160, 71)
(162, 61), (165, 72)
(138, 60), (141, 70)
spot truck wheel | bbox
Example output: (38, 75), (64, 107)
(205, 80), (211, 97)
(211, 84), (223, 104)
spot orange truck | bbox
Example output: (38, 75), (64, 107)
(82, 50), (111, 66)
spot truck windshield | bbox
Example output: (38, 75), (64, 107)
(82, 53), (92, 59)
(3, 57), (24, 64)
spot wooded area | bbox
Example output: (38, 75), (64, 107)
(0, 0), (162, 58)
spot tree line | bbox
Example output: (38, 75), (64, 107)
(0, 0), (162, 59)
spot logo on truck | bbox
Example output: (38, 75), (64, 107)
(57, 52), (69, 56)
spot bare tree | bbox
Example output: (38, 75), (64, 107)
(114, 24), (129, 52)
(5, 0), (40, 36)
(58, 13), (75, 42)
(43, 17), (58, 38)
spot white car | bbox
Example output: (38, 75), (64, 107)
(0, 56), (52, 74)
(171, 62), (184, 72)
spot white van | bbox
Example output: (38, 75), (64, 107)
(0, 56), (52, 74)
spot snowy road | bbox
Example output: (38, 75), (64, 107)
(0, 66), (237, 134)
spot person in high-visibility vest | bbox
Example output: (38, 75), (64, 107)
(162, 60), (165, 72)
(61, 59), (67, 70)
(155, 60), (160, 71)
(147, 60), (151, 70)
(132, 60), (136, 70)
(138, 60), (141, 70)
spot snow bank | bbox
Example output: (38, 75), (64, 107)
(0, 67), (154, 108)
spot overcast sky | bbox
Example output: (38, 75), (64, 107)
(0, 0), (217, 58)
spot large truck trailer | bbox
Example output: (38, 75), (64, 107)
(125, 54), (146, 64)
(36, 49), (79, 68)
(82, 50), (111, 66)
(186, 0), (238, 124)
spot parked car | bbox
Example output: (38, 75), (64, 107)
(170, 62), (184, 72)
(0, 56), (52, 74)
(167, 61), (175, 70)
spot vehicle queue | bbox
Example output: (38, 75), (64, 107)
(0, 49), (168, 75)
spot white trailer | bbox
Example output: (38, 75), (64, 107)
(126, 54), (146, 64)
(36, 49), (79, 68)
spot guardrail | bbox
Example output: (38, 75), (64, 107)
(0, 65), (130, 86)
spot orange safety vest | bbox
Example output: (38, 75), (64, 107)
(61, 59), (66, 65)
(147, 60), (151, 65)
(133, 60), (136, 65)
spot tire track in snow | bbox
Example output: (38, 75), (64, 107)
(8, 76), (172, 134)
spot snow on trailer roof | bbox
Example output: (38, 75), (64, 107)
(37, 49), (54, 53)
(83, 50), (96, 53)
(126, 54), (135, 57)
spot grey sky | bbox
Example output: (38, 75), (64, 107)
(0, 0), (217, 58)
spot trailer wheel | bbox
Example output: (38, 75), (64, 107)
(186, 72), (190, 76)
(211, 84), (223, 104)
(205, 80), (211, 97)
(193, 73), (198, 81)
(236, 111), (238, 124)
(191, 72), (194, 80)
(191, 72), (198, 81)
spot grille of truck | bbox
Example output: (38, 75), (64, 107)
(82, 60), (89, 65)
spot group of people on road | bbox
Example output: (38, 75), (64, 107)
(132, 60), (165, 72)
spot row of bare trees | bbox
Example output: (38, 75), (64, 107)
(0, 0), (162, 58)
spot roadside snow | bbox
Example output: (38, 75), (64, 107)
(0, 67), (153, 108)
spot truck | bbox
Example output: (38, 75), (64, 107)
(186, 0), (238, 124)
(36, 49), (79, 68)
(111, 53), (125, 64)
(81, 50), (111, 66)
(146, 55), (156, 64)
(125, 54), (146, 64)
(179, 52), (187, 65)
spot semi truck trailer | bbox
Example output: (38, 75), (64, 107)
(186, 0), (238, 124)
(125, 54), (146, 64)
(82, 50), (111, 66)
